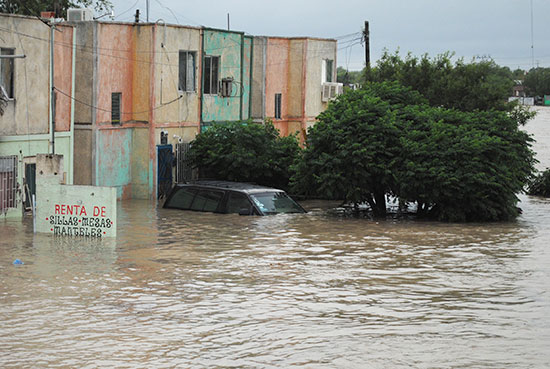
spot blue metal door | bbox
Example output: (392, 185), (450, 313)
(157, 145), (173, 199)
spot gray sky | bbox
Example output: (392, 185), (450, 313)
(108, 0), (548, 71)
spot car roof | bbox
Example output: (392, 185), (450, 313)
(176, 180), (283, 194)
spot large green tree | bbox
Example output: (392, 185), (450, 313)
(523, 67), (550, 97)
(0, 0), (112, 18)
(366, 50), (515, 111)
(292, 81), (536, 221)
(187, 121), (301, 192)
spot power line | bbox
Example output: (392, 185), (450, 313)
(53, 86), (183, 115)
(0, 25), (342, 70)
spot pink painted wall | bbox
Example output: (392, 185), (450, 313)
(265, 38), (289, 124)
(54, 25), (74, 132)
(96, 24), (135, 124)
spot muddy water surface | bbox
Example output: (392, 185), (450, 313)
(1, 109), (550, 368)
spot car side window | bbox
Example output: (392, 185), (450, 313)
(226, 192), (253, 214)
(190, 190), (224, 212)
(165, 187), (197, 209)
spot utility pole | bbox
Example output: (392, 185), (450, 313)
(227, 13), (230, 30)
(530, 0), (535, 69)
(50, 21), (56, 155)
(363, 21), (370, 71)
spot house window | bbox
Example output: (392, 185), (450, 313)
(204, 55), (219, 95)
(274, 93), (282, 120)
(178, 51), (196, 92)
(322, 59), (334, 83)
(111, 92), (121, 124)
(0, 48), (15, 99)
(221, 77), (233, 97)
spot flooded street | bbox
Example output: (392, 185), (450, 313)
(1, 108), (550, 368)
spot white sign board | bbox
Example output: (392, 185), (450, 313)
(36, 184), (117, 238)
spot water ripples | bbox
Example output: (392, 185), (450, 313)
(1, 196), (549, 368)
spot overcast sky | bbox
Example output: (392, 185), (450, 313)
(108, 0), (549, 71)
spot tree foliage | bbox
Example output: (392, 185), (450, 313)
(366, 50), (515, 111)
(337, 67), (362, 86)
(527, 169), (550, 197)
(187, 121), (301, 191)
(0, 0), (113, 18)
(292, 82), (536, 221)
(523, 67), (550, 97)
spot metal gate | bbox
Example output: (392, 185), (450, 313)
(175, 142), (193, 183)
(0, 155), (18, 214)
(157, 145), (173, 199)
(24, 163), (36, 210)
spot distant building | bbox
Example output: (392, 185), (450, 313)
(512, 80), (526, 98)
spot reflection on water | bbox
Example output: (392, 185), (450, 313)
(1, 195), (549, 368)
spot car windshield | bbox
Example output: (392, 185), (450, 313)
(250, 192), (304, 214)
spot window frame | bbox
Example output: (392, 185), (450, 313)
(322, 59), (334, 83)
(111, 92), (122, 124)
(203, 55), (220, 95)
(274, 93), (282, 120)
(0, 48), (15, 100)
(178, 50), (196, 93)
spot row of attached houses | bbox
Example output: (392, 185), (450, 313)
(0, 12), (341, 217)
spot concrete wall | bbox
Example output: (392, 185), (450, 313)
(72, 22), (95, 125)
(153, 25), (201, 125)
(0, 15), (75, 217)
(131, 127), (149, 199)
(265, 37), (289, 132)
(242, 36), (252, 121)
(53, 25), (74, 132)
(250, 36), (336, 139)
(0, 15), (73, 136)
(251, 37), (266, 120)
(96, 128), (132, 199)
(73, 128), (92, 185)
(304, 39), (337, 126)
(202, 29), (246, 123)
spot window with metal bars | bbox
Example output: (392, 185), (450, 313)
(178, 51), (196, 92)
(274, 93), (282, 119)
(0, 48), (15, 99)
(203, 56), (219, 95)
(111, 92), (121, 124)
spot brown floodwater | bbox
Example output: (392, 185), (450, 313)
(1, 109), (550, 368)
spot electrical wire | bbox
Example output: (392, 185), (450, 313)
(114, 0), (141, 20)
(53, 86), (182, 115)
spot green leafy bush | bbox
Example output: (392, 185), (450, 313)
(187, 121), (300, 191)
(527, 169), (550, 197)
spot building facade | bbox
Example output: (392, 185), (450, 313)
(251, 36), (339, 140)
(1, 12), (339, 209)
(0, 14), (75, 217)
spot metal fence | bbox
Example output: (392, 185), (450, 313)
(0, 155), (18, 214)
(175, 142), (193, 183)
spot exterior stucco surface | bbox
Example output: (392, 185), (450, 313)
(0, 16), (73, 136)
(96, 128), (132, 199)
(154, 25), (201, 125)
(202, 30), (245, 123)
(305, 39), (337, 119)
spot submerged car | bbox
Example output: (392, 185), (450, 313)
(163, 181), (306, 215)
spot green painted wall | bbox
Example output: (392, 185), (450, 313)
(202, 29), (248, 123)
(96, 129), (132, 199)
